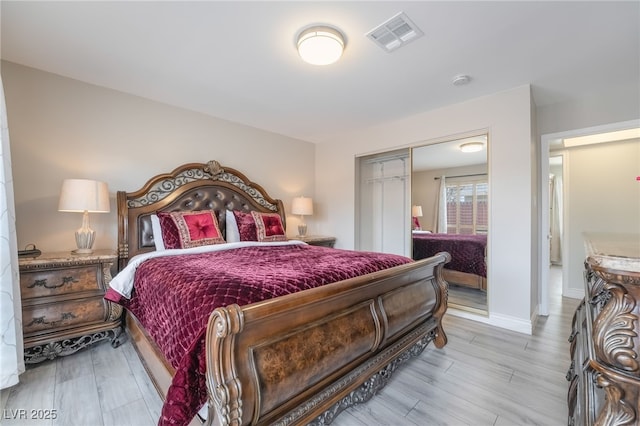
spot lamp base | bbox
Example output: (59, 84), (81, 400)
(74, 211), (95, 255)
(72, 248), (94, 255)
(297, 224), (308, 237)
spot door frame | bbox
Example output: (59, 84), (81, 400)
(539, 119), (640, 314)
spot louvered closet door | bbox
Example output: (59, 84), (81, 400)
(356, 149), (410, 257)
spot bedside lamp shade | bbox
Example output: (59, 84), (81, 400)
(292, 196), (313, 237)
(292, 196), (313, 216)
(58, 179), (110, 254)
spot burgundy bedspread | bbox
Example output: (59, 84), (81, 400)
(109, 244), (411, 426)
(413, 233), (487, 277)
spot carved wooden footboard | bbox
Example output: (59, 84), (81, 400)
(205, 252), (449, 425)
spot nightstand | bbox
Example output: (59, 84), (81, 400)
(295, 235), (336, 248)
(18, 250), (123, 364)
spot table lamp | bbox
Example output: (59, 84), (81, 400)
(58, 179), (110, 254)
(291, 196), (313, 237)
(411, 205), (423, 230)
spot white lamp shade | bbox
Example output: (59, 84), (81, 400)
(58, 179), (110, 213)
(291, 196), (313, 216)
(411, 205), (423, 217)
(297, 26), (345, 66)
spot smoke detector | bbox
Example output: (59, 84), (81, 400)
(366, 12), (423, 52)
(452, 75), (471, 86)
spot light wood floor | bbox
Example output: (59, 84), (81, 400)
(2, 266), (578, 425)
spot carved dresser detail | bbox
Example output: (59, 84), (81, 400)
(567, 233), (640, 425)
(19, 250), (123, 364)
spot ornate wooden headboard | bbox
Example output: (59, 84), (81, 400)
(116, 160), (286, 270)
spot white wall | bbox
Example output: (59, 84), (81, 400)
(537, 85), (640, 137)
(561, 139), (640, 297)
(2, 61), (316, 252)
(316, 85), (536, 333)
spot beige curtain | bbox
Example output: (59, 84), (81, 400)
(432, 176), (447, 233)
(0, 75), (24, 389)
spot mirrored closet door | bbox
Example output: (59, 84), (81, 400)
(411, 135), (489, 314)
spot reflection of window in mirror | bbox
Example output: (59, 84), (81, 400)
(443, 179), (488, 235)
(411, 134), (488, 315)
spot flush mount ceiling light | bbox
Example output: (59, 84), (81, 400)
(297, 26), (345, 66)
(459, 142), (484, 153)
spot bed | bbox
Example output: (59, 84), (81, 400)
(412, 232), (487, 291)
(109, 160), (450, 426)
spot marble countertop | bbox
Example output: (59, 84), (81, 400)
(292, 235), (336, 242)
(18, 249), (117, 266)
(584, 232), (640, 273)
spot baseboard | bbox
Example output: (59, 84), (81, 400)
(488, 312), (533, 335)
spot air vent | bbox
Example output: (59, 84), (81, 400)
(366, 12), (424, 52)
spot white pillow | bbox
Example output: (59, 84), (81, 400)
(150, 214), (166, 250)
(225, 209), (240, 243)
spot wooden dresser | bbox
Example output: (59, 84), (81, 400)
(567, 233), (640, 425)
(19, 250), (123, 364)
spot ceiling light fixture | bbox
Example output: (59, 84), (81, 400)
(297, 26), (345, 66)
(459, 142), (484, 153)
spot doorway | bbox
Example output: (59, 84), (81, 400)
(539, 119), (640, 314)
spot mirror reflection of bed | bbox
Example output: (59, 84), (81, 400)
(411, 134), (488, 314)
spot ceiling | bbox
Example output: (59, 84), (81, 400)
(1, 1), (639, 144)
(413, 134), (487, 172)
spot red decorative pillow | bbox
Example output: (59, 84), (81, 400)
(158, 210), (225, 249)
(157, 212), (181, 249)
(251, 211), (287, 242)
(232, 210), (258, 241)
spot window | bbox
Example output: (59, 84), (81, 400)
(445, 180), (488, 234)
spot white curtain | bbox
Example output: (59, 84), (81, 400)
(0, 75), (24, 389)
(550, 174), (563, 264)
(433, 176), (448, 233)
